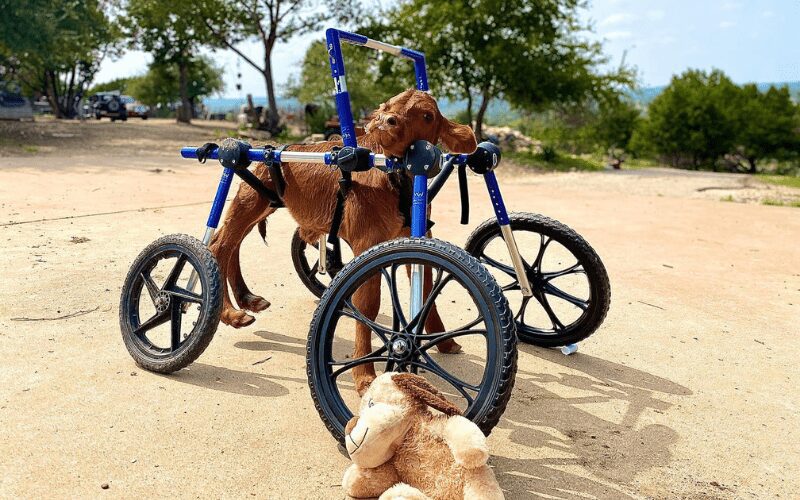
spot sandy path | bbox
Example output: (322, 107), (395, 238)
(0, 121), (798, 499)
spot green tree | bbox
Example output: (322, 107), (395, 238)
(0, 0), (118, 118)
(88, 76), (140, 95)
(201, 0), (359, 133)
(632, 69), (739, 168)
(367, 0), (633, 138)
(285, 40), (406, 119)
(129, 57), (224, 112)
(123, 0), (216, 123)
(733, 84), (800, 173)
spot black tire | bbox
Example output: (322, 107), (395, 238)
(119, 234), (222, 373)
(290, 228), (350, 298)
(307, 238), (517, 444)
(465, 213), (610, 347)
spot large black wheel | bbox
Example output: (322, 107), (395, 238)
(119, 234), (222, 373)
(307, 238), (517, 444)
(465, 213), (610, 347)
(290, 228), (351, 299)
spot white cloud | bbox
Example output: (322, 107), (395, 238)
(599, 13), (635, 27)
(605, 31), (633, 40)
(719, 20), (736, 29)
(647, 10), (666, 21)
(762, 10), (774, 18)
(722, 2), (742, 10)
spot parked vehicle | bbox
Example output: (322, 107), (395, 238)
(121, 95), (150, 119)
(90, 92), (127, 121)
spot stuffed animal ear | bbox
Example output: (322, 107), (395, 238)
(392, 373), (462, 416)
(438, 117), (477, 154)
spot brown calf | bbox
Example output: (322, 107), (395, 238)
(209, 89), (477, 392)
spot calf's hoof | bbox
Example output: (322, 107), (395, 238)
(436, 339), (462, 354)
(221, 309), (256, 328)
(239, 293), (271, 313)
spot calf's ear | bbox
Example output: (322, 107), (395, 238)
(439, 117), (477, 154)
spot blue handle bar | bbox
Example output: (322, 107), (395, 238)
(180, 146), (468, 168)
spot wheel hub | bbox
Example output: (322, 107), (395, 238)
(154, 291), (170, 312)
(389, 333), (415, 362)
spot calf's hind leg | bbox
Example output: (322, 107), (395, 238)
(209, 188), (272, 328)
(229, 211), (276, 313)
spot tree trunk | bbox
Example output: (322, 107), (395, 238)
(474, 88), (491, 141)
(44, 70), (64, 119)
(262, 42), (280, 134)
(177, 60), (191, 124)
(747, 157), (757, 174)
(465, 92), (473, 129)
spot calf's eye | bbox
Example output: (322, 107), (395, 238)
(423, 112), (433, 122)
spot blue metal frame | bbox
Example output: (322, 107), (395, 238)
(182, 27), (512, 245)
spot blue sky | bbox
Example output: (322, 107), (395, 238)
(96, 0), (800, 97)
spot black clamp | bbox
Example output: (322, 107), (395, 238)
(401, 140), (442, 179)
(218, 138), (252, 170)
(465, 141), (501, 174)
(195, 142), (219, 164)
(332, 146), (372, 173)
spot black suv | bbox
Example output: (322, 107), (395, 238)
(90, 92), (127, 121)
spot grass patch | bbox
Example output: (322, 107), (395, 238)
(761, 198), (800, 207)
(505, 151), (604, 172)
(22, 145), (39, 153)
(757, 174), (800, 189)
(720, 194), (735, 202)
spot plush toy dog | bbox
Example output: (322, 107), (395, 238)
(342, 372), (504, 500)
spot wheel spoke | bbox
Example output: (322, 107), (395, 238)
(381, 264), (408, 330)
(167, 286), (203, 304)
(329, 345), (389, 379)
(532, 235), (552, 272)
(419, 329), (487, 352)
(309, 261), (319, 276)
(502, 281), (521, 292)
(341, 300), (393, 342)
(409, 267), (452, 334)
(533, 292), (564, 330)
(141, 271), (160, 305)
(542, 262), (585, 281)
(515, 296), (531, 323)
(163, 255), (188, 289)
(448, 315), (484, 333)
(133, 310), (170, 336)
(480, 254), (517, 279)
(543, 283), (589, 311)
(414, 353), (478, 404)
(170, 302), (182, 350)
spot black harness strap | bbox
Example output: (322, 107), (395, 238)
(457, 164), (470, 225)
(266, 144), (290, 200)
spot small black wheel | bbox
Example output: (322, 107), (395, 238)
(290, 228), (351, 298)
(465, 213), (610, 347)
(119, 234), (222, 373)
(307, 238), (517, 444)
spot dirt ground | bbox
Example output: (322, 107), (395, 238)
(0, 119), (798, 499)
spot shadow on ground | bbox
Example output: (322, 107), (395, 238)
(494, 344), (692, 499)
(166, 328), (692, 498)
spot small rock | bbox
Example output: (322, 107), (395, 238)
(70, 236), (90, 244)
(101, 483), (109, 490)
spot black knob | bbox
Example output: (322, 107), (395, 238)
(466, 141), (501, 174)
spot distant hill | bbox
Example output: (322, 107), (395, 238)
(631, 81), (800, 105)
(204, 81), (800, 119)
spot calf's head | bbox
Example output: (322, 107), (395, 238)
(365, 89), (477, 158)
